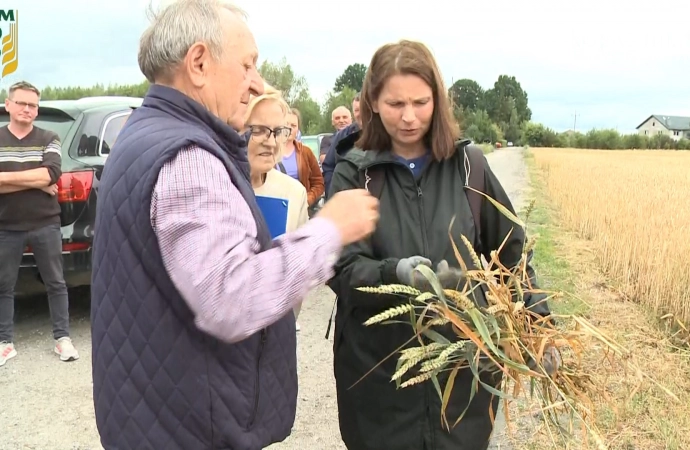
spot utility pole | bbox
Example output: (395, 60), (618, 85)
(573, 111), (577, 131)
(573, 111), (578, 131)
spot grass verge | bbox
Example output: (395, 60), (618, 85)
(516, 149), (690, 450)
(479, 143), (494, 154)
(522, 151), (589, 317)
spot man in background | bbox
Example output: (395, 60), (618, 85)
(322, 92), (362, 197)
(319, 105), (352, 164)
(0, 81), (79, 367)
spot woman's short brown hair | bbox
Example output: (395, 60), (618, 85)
(355, 40), (460, 160)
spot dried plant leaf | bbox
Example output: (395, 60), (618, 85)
(356, 191), (680, 449)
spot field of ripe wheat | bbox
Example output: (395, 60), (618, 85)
(530, 147), (690, 328)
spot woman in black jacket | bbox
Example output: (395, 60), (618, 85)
(327, 39), (553, 450)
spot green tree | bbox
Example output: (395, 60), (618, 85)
(292, 90), (323, 135)
(463, 109), (501, 143)
(521, 122), (559, 147)
(258, 57), (309, 105)
(559, 131), (588, 148)
(449, 79), (484, 111)
(484, 75), (531, 125)
(45, 82), (150, 100)
(3, 81), (151, 101)
(333, 63), (367, 93)
(650, 133), (675, 150)
(258, 57), (328, 135)
(676, 138), (690, 150)
(622, 133), (648, 149)
(585, 129), (622, 149)
(499, 102), (521, 143)
(520, 125), (690, 151)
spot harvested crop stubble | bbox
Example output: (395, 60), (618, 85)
(531, 147), (690, 332)
(357, 193), (680, 449)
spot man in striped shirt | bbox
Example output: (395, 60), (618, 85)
(0, 81), (79, 367)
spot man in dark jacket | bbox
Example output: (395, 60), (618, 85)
(319, 105), (353, 164)
(90, 2), (380, 449)
(322, 93), (361, 197)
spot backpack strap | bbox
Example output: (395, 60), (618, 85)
(461, 143), (486, 252)
(276, 162), (287, 174)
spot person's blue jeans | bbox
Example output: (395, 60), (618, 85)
(0, 223), (70, 342)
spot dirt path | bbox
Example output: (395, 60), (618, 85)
(483, 148), (531, 450)
(0, 148), (532, 450)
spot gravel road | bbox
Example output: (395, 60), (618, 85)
(485, 148), (531, 450)
(0, 148), (530, 450)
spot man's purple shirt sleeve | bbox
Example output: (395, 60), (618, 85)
(150, 145), (342, 343)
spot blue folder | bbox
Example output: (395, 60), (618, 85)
(255, 195), (289, 239)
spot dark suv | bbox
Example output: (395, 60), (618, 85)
(0, 96), (142, 296)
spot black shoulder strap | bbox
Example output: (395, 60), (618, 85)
(358, 166), (385, 198)
(462, 144), (486, 250)
(277, 162), (287, 174)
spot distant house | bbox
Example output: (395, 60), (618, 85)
(636, 115), (690, 141)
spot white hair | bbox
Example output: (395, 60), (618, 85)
(138, 0), (248, 83)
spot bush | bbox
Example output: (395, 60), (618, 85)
(520, 121), (690, 151)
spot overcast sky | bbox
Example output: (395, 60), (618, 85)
(2, 0), (688, 133)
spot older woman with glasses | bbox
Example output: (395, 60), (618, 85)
(245, 85), (310, 330)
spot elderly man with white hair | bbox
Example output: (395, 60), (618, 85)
(89, 1), (379, 449)
(319, 105), (353, 163)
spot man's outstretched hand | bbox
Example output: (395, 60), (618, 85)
(317, 189), (379, 246)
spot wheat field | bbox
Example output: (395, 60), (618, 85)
(530, 147), (690, 328)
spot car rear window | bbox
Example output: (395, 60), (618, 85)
(0, 113), (74, 143)
(99, 113), (130, 155)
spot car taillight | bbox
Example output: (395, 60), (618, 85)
(24, 242), (90, 253)
(57, 171), (94, 203)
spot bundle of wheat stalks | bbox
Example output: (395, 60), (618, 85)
(356, 195), (679, 449)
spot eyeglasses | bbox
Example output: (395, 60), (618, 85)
(8, 99), (39, 110)
(246, 125), (291, 143)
